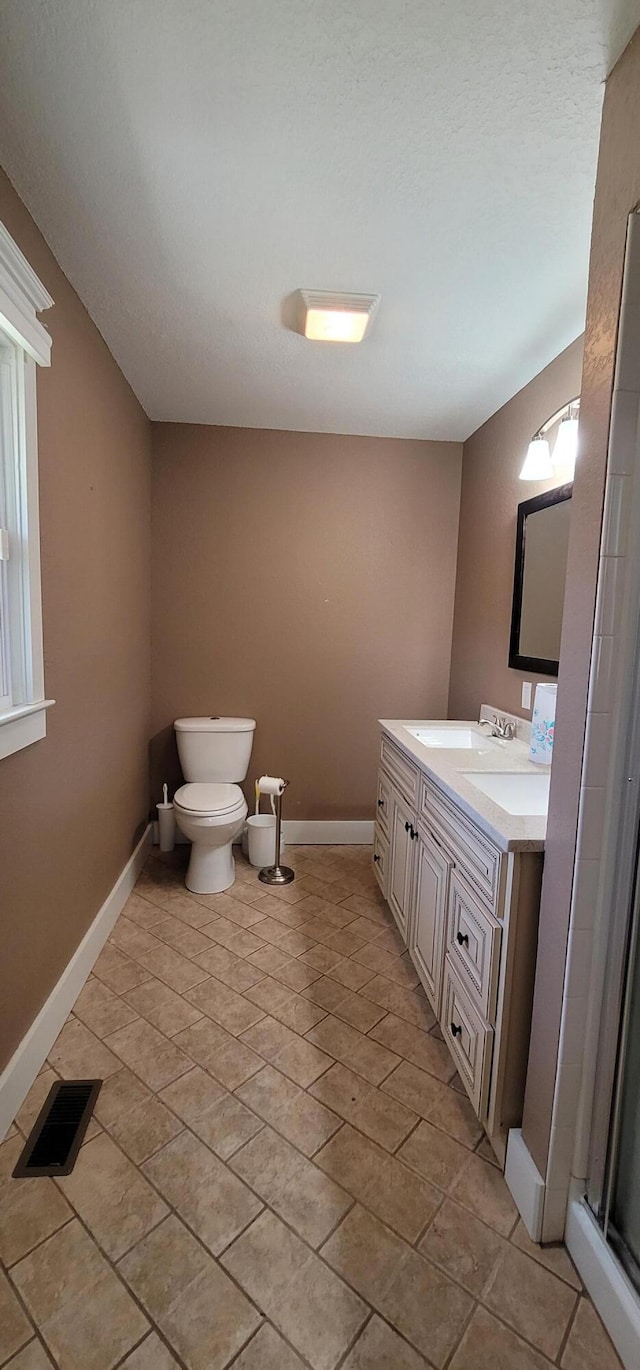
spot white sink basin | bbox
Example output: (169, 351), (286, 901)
(462, 770), (551, 816)
(408, 726), (492, 749)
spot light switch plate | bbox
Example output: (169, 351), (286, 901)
(521, 681), (532, 711)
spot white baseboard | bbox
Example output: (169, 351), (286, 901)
(0, 823), (152, 1140)
(566, 1187), (640, 1369)
(153, 819), (374, 847)
(505, 1127), (545, 1240)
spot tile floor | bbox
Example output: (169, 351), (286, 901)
(0, 845), (623, 1370)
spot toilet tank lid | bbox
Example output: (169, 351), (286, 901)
(174, 716), (256, 733)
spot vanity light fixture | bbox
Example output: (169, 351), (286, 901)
(296, 290), (381, 342)
(519, 397), (580, 480)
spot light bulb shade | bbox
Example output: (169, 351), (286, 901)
(552, 415), (578, 473)
(520, 438), (553, 481)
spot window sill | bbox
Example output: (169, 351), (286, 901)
(0, 699), (55, 760)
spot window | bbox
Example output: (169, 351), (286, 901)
(0, 221), (54, 759)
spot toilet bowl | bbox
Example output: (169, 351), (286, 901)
(173, 782), (248, 893)
(173, 716), (256, 894)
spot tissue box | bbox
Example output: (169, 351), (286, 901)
(529, 683), (557, 765)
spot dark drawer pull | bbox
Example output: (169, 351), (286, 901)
(450, 1022), (462, 1038)
(373, 853), (380, 863)
(405, 820), (411, 833)
(411, 827), (418, 840)
(378, 798), (385, 807)
(456, 931), (469, 947)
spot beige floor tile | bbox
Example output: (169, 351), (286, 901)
(247, 943), (291, 974)
(239, 1014), (299, 1060)
(298, 916), (342, 944)
(273, 957), (322, 991)
(371, 925), (407, 955)
(222, 1209), (367, 1370)
(322, 928), (368, 958)
(92, 943), (152, 994)
(120, 1330), (180, 1367)
(428, 1082), (484, 1148)
(331, 990), (386, 1034)
(103, 1092), (184, 1165)
(359, 976), (435, 1029)
(48, 1016), (122, 1080)
(371, 1012), (455, 1081)
(135, 942), (209, 994)
(0, 1268), (35, 1362)
(419, 1197), (505, 1295)
(341, 1315), (429, 1370)
(190, 1092), (264, 1159)
(302, 976), (353, 1011)
(150, 916), (217, 959)
(186, 977), (265, 1035)
(378, 1247), (473, 1367)
(245, 975), (296, 1011)
(138, 887), (215, 929)
(230, 1323), (305, 1370)
(475, 1133), (501, 1166)
(5, 1340), (55, 1368)
(12, 1220), (148, 1370)
(296, 897), (357, 929)
(122, 892), (169, 929)
(307, 1016), (400, 1086)
(316, 1124), (440, 1242)
(327, 957), (376, 991)
(271, 993), (327, 1033)
(120, 1215), (260, 1370)
(14, 1068), (58, 1137)
(511, 1221), (582, 1290)
(271, 1035), (333, 1087)
(300, 943), (344, 974)
(344, 915), (392, 943)
(105, 1018), (193, 1091)
(241, 913), (291, 946)
(321, 1204), (409, 1306)
(0, 1136), (73, 1266)
(57, 1132), (168, 1259)
(230, 1125), (352, 1246)
(222, 926), (268, 959)
(310, 1062), (418, 1151)
(73, 978), (139, 1038)
(143, 1130), (262, 1254)
(483, 1244), (578, 1359)
(381, 1058), (448, 1116)
(398, 1119), (471, 1189)
(275, 928), (317, 957)
(192, 943), (265, 992)
(109, 919), (161, 961)
(237, 1065), (341, 1156)
(159, 1065), (226, 1120)
(452, 1152), (518, 1236)
(123, 977), (203, 1036)
(174, 1018), (263, 1089)
(450, 1306), (554, 1369)
(561, 1296), (623, 1368)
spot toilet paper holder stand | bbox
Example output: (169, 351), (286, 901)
(258, 778), (295, 886)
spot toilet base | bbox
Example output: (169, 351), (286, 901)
(185, 840), (235, 895)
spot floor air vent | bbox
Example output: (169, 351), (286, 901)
(13, 1079), (102, 1177)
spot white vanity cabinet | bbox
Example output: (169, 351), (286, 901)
(375, 729), (542, 1160)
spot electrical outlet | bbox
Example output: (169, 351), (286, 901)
(521, 681), (532, 711)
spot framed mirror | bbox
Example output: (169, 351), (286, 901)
(509, 482), (573, 676)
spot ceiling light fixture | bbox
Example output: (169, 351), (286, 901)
(297, 290), (381, 343)
(520, 397), (580, 481)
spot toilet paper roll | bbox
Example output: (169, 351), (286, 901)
(258, 775), (286, 796)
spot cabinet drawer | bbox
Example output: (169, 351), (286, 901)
(421, 779), (504, 914)
(372, 827), (389, 897)
(380, 735), (419, 809)
(447, 871), (502, 1021)
(376, 770), (392, 838)
(442, 959), (493, 1117)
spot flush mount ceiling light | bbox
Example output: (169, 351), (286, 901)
(296, 290), (381, 343)
(520, 397), (580, 480)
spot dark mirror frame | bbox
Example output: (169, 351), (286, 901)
(509, 481), (573, 677)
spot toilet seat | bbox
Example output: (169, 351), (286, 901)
(174, 782), (245, 815)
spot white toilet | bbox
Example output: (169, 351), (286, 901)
(173, 716), (256, 894)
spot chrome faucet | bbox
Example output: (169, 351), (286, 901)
(480, 713), (516, 740)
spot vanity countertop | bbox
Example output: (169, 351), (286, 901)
(380, 719), (549, 853)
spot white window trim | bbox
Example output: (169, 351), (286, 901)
(0, 221), (54, 760)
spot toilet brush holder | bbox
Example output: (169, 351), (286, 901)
(258, 777), (294, 886)
(157, 783), (175, 853)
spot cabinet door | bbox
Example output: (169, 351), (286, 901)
(410, 824), (450, 1016)
(388, 793), (415, 941)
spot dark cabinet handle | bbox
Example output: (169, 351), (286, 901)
(456, 931), (469, 947)
(411, 827), (418, 841)
(450, 1022), (462, 1038)
(405, 820), (411, 833)
(378, 798), (385, 807)
(373, 853), (380, 863)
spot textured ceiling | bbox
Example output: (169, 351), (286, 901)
(1, 1), (639, 439)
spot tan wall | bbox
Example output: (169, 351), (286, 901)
(522, 29), (640, 1175)
(150, 425), (462, 819)
(448, 337), (584, 720)
(0, 170), (152, 1071)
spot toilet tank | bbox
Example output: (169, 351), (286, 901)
(174, 717), (256, 782)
